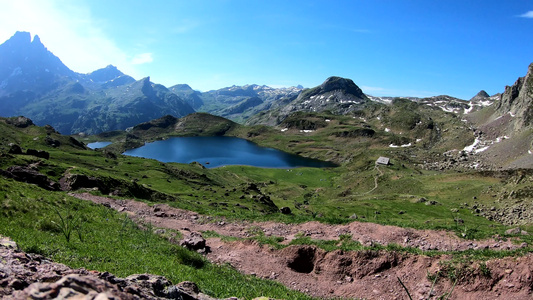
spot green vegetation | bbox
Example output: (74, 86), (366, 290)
(1, 110), (533, 298)
(2, 114), (532, 238)
(0, 178), (313, 299)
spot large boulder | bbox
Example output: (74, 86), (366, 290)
(26, 149), (50, 159)
(59, 173), (102, 191)
(1, 166), (59, 190)
(5, 116), (34, 128)
(180, 231), (209, 253)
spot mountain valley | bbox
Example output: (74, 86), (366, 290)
(1, 31), (533, 299)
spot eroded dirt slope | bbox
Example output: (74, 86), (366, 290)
(68, 193), (533, 300)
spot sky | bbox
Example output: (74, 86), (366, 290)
(0, 0), (532, 99)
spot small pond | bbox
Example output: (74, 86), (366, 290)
(87, 141), (112, 149)
(123, 136), (336, 169)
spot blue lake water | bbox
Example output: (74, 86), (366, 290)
(123, 136), (336, 169)
(87, 141), (112, 149)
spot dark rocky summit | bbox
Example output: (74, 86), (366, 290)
(470, 90), (490, 101)
(247, 76), (370, 126)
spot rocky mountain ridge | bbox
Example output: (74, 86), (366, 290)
(0, 30), (531, 156)
(0, 32), (194, 134)
(171, 83), (303, 123)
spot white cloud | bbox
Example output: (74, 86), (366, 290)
(360, 85), (385, 93)
(519, 11), (533, 18)
(131, 53), (154, 65)
(349, 28), (371, 34)
(0, 0), (142, 78)
(173, 19), (201, 34)
(362, 86), (438, 98)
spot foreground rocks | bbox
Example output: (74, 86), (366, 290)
(0, 236), (224, 300)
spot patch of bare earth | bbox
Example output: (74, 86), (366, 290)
(71, 193), (533, 299)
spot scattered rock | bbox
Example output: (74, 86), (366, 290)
(0, 165), (60, 191)
(5, 116), (34, 128)
(180, 232), (209, 253)
(505, 227), (529, 235)
(59, 173), (102, 191)
(280, 207), (292, 214)
(26, 149), (50, 159)
(44, 136), (61, 147)
(416, 197), (427, 203)
(0, 235), (221, 299)
(8, 143), (23, 154)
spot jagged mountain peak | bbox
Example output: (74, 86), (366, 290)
(31, 34), (43, 47)
(87, 65), (125, 83)
(471, 90), (490, 100)
(0, 31), (75, 98)
(4, 31), (31, 47)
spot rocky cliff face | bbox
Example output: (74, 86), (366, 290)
(460, 63), (533, 169)
(495, 63), (533, 131)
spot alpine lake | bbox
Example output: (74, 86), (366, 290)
(101, 136), (338, 169)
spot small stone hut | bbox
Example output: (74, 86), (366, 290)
(375, 156), (390, 165)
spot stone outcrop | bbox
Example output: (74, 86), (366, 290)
(5, 116), (34, 128)
(26, 148), (50, 159)
(0, 165), (60, 191)
(495, 63), (533, 131)
(0, 235), (222, 300)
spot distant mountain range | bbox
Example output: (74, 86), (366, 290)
(0, 31), (302, 134)
(0, 30), (531, 169)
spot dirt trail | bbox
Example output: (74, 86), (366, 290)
(71, 193), (533, 300)
(359, 165), (383, 195)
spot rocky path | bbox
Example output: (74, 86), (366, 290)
(67, 192), (533, 300)
(71, 193), (522, 252)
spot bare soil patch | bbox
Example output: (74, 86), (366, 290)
(71, 193), (533, 299)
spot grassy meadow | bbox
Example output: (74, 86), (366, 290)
(1, 112), (533, 298)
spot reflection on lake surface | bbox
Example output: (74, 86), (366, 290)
(123, 136), (336, 169)
(87, 141), (112, 149)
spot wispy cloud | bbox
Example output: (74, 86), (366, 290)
(519, 11), (533, 18)
(131, 53), (153, 65)
(361, 86), (438, 98)
(349, 28), (372, 34)
(173, 19), (201, 34)
(0, 0), (142, 78)
(360, 85), (385, 93)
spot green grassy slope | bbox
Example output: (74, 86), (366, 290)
(1, 113), (533, 298)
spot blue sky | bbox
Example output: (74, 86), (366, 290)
(0, 0), (532, 99)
